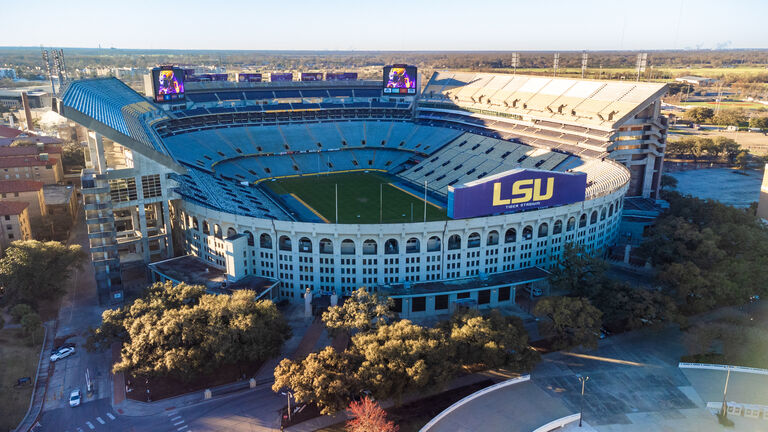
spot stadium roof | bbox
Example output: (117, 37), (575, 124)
(422, 71), (668, 129)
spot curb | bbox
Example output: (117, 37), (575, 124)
(13, 322), (52, 432)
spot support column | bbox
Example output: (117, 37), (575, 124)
(162, 201), (173, 258)
(138, 203), (150, 262)
(92, 133), (108, 173)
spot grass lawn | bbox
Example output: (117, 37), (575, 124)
(680, 100), (768, 110)
(0, 327), (44, 432)
(265, 172), (447, 224)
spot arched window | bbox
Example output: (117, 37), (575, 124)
(214, 224), (223, 239)
(504, 228), (516, 243)
(590, 211), (598, 225)
(579, 214), (587, 228)
(448, 234), (461, 250)
(363, 239), (377, 255)
(384, 239), (399, 254)
(279, 235), (292, 251)
(601, 208), (607, 221)
(341, 239), (355, 255)
(260, 233), (272, 249)
(467, 232), (481, 248)
(609, 204), (614, 217)
(538, 223), (548, 238)
(299, 237), (312, 253)
(427, 236), (441, 252)
(319, 238), (333, 254)
(244, 230), (255, 247)
(192, 216), (199, 231)
(522, 225), (533, 240)
(487, 230), (499, 246)
(202, 221), (210, 235)
(553, 220), (563, 235)
(226, 227), (237, 238)
(567, 217), (576, 232)
(406, 238), (420, 254)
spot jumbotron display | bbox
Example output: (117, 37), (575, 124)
(383, 65), (417, 95)
(152, 67), (185, 102)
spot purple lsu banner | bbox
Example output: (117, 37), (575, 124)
(447, 169), (587, 219)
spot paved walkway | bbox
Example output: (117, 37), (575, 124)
(14, 322), (55, 432)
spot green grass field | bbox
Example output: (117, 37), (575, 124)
(0, 327), (44, 432)
(265, 172), (447, 224)
(679, 100), (768, 110)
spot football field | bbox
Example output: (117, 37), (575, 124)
(265, 172), (446, 224)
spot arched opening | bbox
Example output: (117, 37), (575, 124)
(487, 230), (499, 246)
(319, 238), (333, 254)
(260, 233), (272, 249)
(600, 208), (607, 221)
(609, 204), (614, 217)
(299, 237), (312, 253)
(590, 211), (598, 225)
(226, 227), (237, 238)
(448, 234), (461, 250)
(341, 239), (355, 255)
(214, 224), (223, 239)
(279, 235), (292, 251)
(427, 236), (441, 252)
(467, 232), (481, 248)
(384, 239), (399, 254)
(538, 223), (548, 238)
(202, 221), (210, 235)
(579, 214), (587, 228)
(363, 239), (377, 255)
(244, 230), (255, 247)
(406, 238), (420, 254)
(192, 216), (199, 231)
(504, 228), (516, 243)
(567, 217), (576, 232)
(553, 220), (563, 235)
(522, 226), (533, 240)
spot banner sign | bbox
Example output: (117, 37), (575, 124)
(447, 169), (587, 219)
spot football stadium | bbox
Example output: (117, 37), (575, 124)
(56, 65), (668, 316)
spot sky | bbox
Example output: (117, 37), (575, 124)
(1, 0), (766, 51)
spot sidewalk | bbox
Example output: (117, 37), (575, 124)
(14, 321), (56, 432)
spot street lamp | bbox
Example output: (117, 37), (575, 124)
(721, 367), (731, 418)
(281, 391), (293, 422)
(577, 375), (590, 427)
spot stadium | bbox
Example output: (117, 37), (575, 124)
(55, 66), (668, 315)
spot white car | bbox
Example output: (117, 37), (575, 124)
(50, 346), (75, 362)
(69, 389), (81, 407)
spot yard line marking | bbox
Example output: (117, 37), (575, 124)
(86, 422), (95, 430)
(173, 421), (185, 426)
(171, 416), (181, 421)
(388, 183), (444, 209)
(96, 417), (105, 424)
(177, 426), (188, 431)
(106, 413), (116, 420)
(77, 428), (84, 432)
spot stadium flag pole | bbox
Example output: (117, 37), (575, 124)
(335, 184), (338, 224)
(424, 180), (427, 222)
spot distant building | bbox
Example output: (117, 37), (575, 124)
(0, 201), (31, 252)
(0, 68), (17, 80)
(43, 184), (78, 222)
(675, 76), (717, 86)
(0, 89), (49, 109)
(0, 153), (63, 183)
(758, 164), (768, 223)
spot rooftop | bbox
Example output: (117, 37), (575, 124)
(0, 144), (62, 156)
(0, 180), (43, 193)
(0, 125), (23, 139)
(42, 184), (74, 205)
(381, 267), (549, 297)
(0, 201), (29, 216)
(148, 254), (278, 294)
(0, 156), (58, 168)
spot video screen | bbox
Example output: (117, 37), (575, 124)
(326, 72), (358, 81)
(270, 73), (293, 82)
(300, 72), (324, 82)
(238, 73), (262, 82)
(153, 68), (185, 102)
(383, 65), (417, 95)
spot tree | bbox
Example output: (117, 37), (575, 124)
(61, 142), (85, 170)
(0, 240), (87, 307)
(10, 304), (34, 322)
(660, 174), (678, 190)
(443, 310), (540, 371)
(590, 282), (680, 331)
(322, 287), (394, 336)
(548, 243), (608, 298)
(346, 397), (398, 432)
(736, 150), (750, 169)
(352, 320), (455, 405)
(682, 107), (714, 124)
(712, 109), (747, 127)
(273, 347), (360, 415)
(749, 116), (768, 132)
(717, 137), (742, 164)
(21, 311), (42, 344)
(533, 297), (602, 350)
(91, 282), (290, 380)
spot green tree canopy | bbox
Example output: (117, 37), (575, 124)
(321, 287), (394, 336)
(0, 240), (87, 307)
(660, 174), (678, 190)
(712, 109), (748, 127)
(92, 282), (290, 380)
(533, 296), (602, 350)
(683, 107), (714, 124)
(749, 116), (768, 132)
(548, 243), (608, 298)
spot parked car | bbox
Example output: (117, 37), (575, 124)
(51, 342), (76, 355)
(69, 389), (81, 407)
(524, 285), (543, 297)
(50, 346), (75, 362)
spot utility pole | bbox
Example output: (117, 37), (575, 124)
(553, 53), (560, 77)
(578, 375), (590, 427)
(581, 51), (589, 79)
(721, 367), (731, 418)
